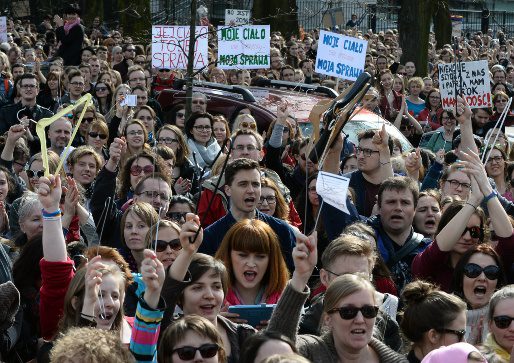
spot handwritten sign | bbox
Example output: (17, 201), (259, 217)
(316, 171), (351, 214)
(438, 60), (492, 110)
(151, 25), (209, 70)
(315, 30), (368, 81)
(225, 9), (250, 26)
(0, 17), (6, 43)
(217, 25), (270, 69)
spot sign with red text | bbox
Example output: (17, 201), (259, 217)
(315, 30), (367, 81)
(438, 60), (491, 110)
(217, 25), (270, 69)
(152, 25), (209, 70)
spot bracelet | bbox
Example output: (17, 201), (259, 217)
(465, 202), (477, 210)
(42, 209), (61, 217)
(380, 161), (391, 165)
(80, 312), (96, 322)
(484, 191), (498, 203)
(43, 216), (61, 221)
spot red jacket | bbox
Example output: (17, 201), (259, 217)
(39, 258), (75, 340)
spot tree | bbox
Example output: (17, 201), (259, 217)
(399, 0), (451, 77)
(252, 0), (298, 38)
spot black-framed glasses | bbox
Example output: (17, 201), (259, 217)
(193, 125), (211, 131)
(167, 211), (187, 222)
(445, 179), (471, 190)
(172, 343), (220, 360)
(95, 87), (107, 92)
(437, 328), (466, 341)
(88, 132), (107, 140)
(463, 263), (500, 280)
(461, 226), (482, 239)
(233, 144), (258, 152)
(258, 196), (276, 205)
(486, 155), (504, 164)
(327, 305), (379, 320)
(158, 137), (179, 144)
(27, 169), (45, 178)
(155, 239), (181, 252)
(324, 269), (342, 277)
(356, 147), (380, 157)
(493, 315), (514, 329)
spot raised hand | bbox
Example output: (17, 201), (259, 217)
(277, 102), (290, 122)
(173, 177), (192, 195)
(405, 148), (422, 176)
(455, 95), (472, 126)
(82, 255), (107, 317)
(372, 123), (390, 154)
(141, 249), (165, 309)
(63, 176), (79, 216)
(106, 137), (126, 172)
(457, 149), (493, 196)
(291, 232), (317, 291)
(7, 124), (27, 142)
(179, 213), (203, 255)
(37, 175), (62, 211)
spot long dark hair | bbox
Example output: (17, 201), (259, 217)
(436, 200), (487, 243)
(295, 173), (318, 234)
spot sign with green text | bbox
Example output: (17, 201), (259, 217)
(217, 25), (270, 69)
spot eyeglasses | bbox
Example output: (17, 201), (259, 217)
(493, 315), (514, 329)
(495, 99), (508, 103)
(240, 121), (257, 130)
(158, 137), (179, 144)
(193, 125), (211, 131)
(258, 196), (277, 205)
(463, 263), (499, 280)
(96, 87), (107, 92)
(486, 155), (504, 164)
(172, 344), (220, 360)
(129, 77), (145, 82)
(437, 328), (466, 341)
(327, 305), (379, 320)
(461, 226), (482, 239)
(127, 130), (144, 136)
(20, 84), (37, 89)
(168, 211), (188, 222)
(445, 179), (471, 190)
(233, 144), (258, 152)
(88, 132), (107, 140)
(155, 239), (181, 252)
(139, 190), (170, 201)
(27, 169), (45, 178)
(159, 68), (171, 72)
(126, 48), (136, 52)
(70, 82), (85, 87)
(356, 147), (380, 157)
(130, 165), (154, 176)
(176, 112), (185, 118)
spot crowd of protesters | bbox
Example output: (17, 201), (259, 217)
(1, 3), (514, 363)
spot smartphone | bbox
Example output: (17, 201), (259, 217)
(228, 304), (276, 327)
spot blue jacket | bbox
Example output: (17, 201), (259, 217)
(201, 210), (296, 270)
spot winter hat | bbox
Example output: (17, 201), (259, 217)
(421, 342), (484, 363)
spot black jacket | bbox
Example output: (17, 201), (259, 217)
(55, 24), (84, 66)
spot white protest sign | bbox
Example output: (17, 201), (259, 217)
(315, 30), (368, 81)
(438, 60), (492, 110)
(152, 25), (209, 70)
(217, 25), (270, 69)
(451, 15), (463, 38)
(0, 17), (6, 43)
(316, 171), (351, 214)
(225, 9), (251, 26)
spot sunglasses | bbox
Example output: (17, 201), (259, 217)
(130, 165), (154, 176)
(159, 68), (171, 72)
(327, 305), (379, 320)
(172, 344), (219, 360)
(176, 112), (185, 118)
(240, 121), (257, 130)
(461, 226), (482, 239)
(155, 239), (181, 252)
(493, 315), (514, 329)
(88, 132), (107, 140)
(168, 211), (188, 221)
(463, 263), (500, 280)
(27, 169), (45, 178)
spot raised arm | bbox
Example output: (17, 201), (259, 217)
(454, 96), (477, 155)
(168, 213), (203, 282)
(374, 124), (394, 181)
(38, 175), (67, 262)
(1, 125), (26, 162)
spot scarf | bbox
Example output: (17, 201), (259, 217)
(64, 17), (81, 35)
(484, 333), (511, 361)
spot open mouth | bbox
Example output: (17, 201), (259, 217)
(424, 219), (436, 228)
(244, 197), (255, 205)
(98, 311), (113, 321)
(390, 215), (403, 222)
(474, 286), (487, 296)
(243, 271), (257, 282)
(350, 329), (366, 335)
(200, 304), (215, 315)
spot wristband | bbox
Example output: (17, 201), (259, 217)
(465, 202), (477, 210)
(484, 191), (498, 203)
(42, 209), (61, 217)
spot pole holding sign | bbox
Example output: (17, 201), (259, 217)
(315, 30), (368, 81)
(151, 25), (209, 70)
(438, 60), (492, 110)
(217, 25), (270, 69)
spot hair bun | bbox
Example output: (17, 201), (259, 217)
(401, 280), (437, 306)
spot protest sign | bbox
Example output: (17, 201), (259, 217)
(225, 9), (251, 26)
(217, 25), (270, 69)
(316, 171), (351, 214)
(0, 17), (6, 43)
(315, 30), (368, 81)
(451, 15), (463, 38)
(152, 25), (209, 70)
(438, 60), (492, 110)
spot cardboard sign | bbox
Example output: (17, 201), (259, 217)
(315, 30), (368, 81)
(0, 17), (6, 43)
(225, 9), (250, 26)
(217, 25), (270, 69)
(438, 60), (492, 110)
(451, 15), (463, 38)
(151, 25), (209, 70)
